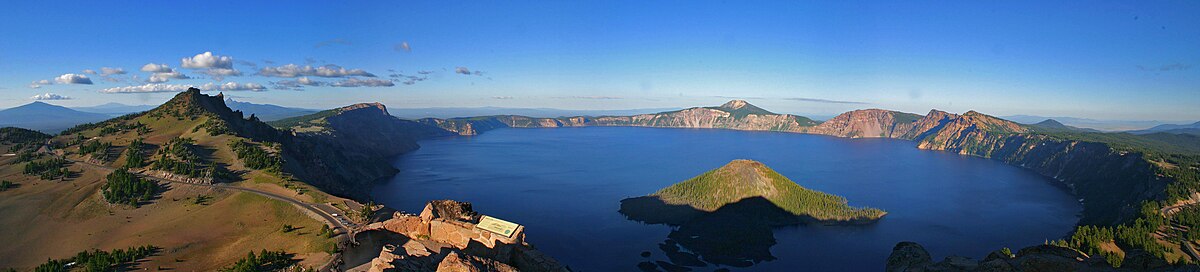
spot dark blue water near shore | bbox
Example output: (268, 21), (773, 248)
(372, 127), (1081, 271)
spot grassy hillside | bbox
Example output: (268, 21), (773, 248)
(0, 89), (353, 269)
(653, 159), (885, 222)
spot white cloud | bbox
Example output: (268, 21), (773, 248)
(257, 64), (375, 78)
(31, 93), (71, 100)
(330, 78), (394, 87)
(297, 77), (321, 86)
(100, 82), (265, 93)
(55, 73), (93, 84)
(140, 63), (173, 73)
(199, 82), (265, 92)
(29, 79), (52, 89)
(100, 67), (127, 76)
(147, 71), (190, 83)
(82, 69), (97, 75)
(181, 51), (234, 69)
(394, 42), (411, 52)
(100, 83), (193, 93)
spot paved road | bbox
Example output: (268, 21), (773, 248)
(71, 159), (352, 234)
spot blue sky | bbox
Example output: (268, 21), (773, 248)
(1, 1), (1197, 121)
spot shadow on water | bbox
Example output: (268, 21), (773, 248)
(619, 196), (819, 270)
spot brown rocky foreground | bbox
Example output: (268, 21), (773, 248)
(885, 241), (1191, 272)
(358, 200), (570, 272)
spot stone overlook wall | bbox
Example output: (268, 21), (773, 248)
(364, 200), (570, 272)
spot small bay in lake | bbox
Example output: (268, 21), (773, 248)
(371, 127), (1081, 271)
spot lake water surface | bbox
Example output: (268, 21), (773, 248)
(372, 127), (1081, 271)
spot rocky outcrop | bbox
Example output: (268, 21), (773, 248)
(807, 109), (922, 138)
(883, 241), (1191, 271)
(363, 200), (570, 272)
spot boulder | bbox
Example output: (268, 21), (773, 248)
(436, 251), (519, 272)
(887, 241), (933, 272)
(425, 199), (479, 222)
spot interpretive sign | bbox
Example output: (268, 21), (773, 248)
(476, 215), (520, 238)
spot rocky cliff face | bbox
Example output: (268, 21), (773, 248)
(806, 109), (922, 138)
(284, 103), (453, 198)
(418, 100), (820, 136)
(896, 110), (1166, 225)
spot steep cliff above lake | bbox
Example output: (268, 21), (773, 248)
(271, 102), (453, 197)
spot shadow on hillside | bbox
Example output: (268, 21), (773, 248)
(619, 196), (808, 269)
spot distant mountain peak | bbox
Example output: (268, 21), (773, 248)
(720, 100), (751, 110)
(715, 100), (774, 116)
(1036, 119), (1066, 127)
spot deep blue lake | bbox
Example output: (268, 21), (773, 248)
(372, 127), (1081, 271)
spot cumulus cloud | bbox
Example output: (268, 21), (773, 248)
(330, 78), (394, 87)
(394, 42), (411, 52)
(181, 51), (234, 69)
(100, 83), (193, 93)
(199, 82), (265, 92)
(55, 73), (93, 84)
(100, 82), (266, 93)
(29, 79), (52, 89)
(257, 64), (375, 78)
(147, 71), (190, 83)
(31, 93), (71, 100)
(82, 69), (97, 75)
(140, 63), (174, 73)
(100, 67), (127, 76)
(781, 97), (868, 105)
(417, 70), (433, 75)
(272, 77), (326, 89)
